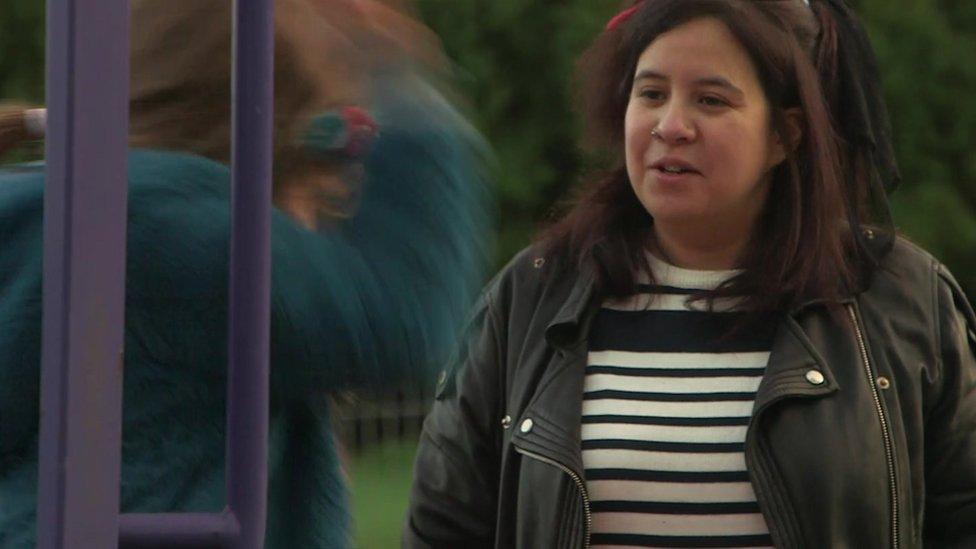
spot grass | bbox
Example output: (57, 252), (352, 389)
(349, 439), (419, 548)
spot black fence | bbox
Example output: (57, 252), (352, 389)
(333, 385), (433, 452)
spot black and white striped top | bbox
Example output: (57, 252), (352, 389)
(582, 254), (775, 548)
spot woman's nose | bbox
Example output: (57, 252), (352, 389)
(653, 103), (697, 144)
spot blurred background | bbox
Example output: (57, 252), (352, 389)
(2, 0), (974, 546)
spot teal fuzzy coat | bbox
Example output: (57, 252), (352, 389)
(0, 87), (491, 547)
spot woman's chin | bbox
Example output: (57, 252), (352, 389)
(642, 197), (708, 226)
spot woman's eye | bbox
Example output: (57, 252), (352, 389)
(700, 95), (728, 107)
(638, 89), (665, 101)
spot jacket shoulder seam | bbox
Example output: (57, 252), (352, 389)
(931, 258), (943, 378)
(418, 429), (470, 475)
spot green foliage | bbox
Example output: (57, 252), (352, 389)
(415, 0), (620, 265)
(855, 0), (976, 296)
(0, 1), (44, 102)
(0, 2), (44, 165)
(420, 0), (976, 300)
(1, 0), (973, 297)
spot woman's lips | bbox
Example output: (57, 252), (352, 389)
(647, 155), (701, 185)
(651, 167), (701, 184)
(654, 170), (699, 185)
(649, 156), (700, 175)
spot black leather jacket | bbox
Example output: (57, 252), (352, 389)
(404, 237), (976, 548)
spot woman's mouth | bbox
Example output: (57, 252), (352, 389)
(650, 156), (700, 177)
(657, 165), (694, 175)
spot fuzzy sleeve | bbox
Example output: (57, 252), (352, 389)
(269, 74), (494, 395)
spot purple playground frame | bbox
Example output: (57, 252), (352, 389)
(36, 0), (275, 547)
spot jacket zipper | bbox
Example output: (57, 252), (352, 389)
(846, 304), (899, 548)
(514, 446), (591, 548)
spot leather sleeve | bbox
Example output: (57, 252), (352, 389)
(923, 265), (976, 546)
(402, 288), (505, 549)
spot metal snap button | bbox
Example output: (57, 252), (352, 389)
(533, 257), (545, 268)
(805, 369), (825, 385)
(876, 376), (891, 390)
(501, 415), (512, 429)
(520, 418), (534, 433)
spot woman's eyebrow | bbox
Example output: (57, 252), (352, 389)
(695, 76), (745, 99)
(633, 70), (745, 98)
(633, 69), (666, 83)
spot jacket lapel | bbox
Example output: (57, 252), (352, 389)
(511, 265), (845, 483)
(510, 338), (589, 476)
(510, 262), (599, 476)
(753, 314), (841, 415)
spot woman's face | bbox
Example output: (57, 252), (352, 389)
(624, 17), (788, 236)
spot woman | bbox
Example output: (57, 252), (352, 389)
(404, 0), (975, 547)
(0, 0), (490, 547)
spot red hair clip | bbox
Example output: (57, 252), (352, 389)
(605, 2), (643, 31)
(301, 105), (379, 159)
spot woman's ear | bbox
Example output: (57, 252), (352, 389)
(768, 107), (805, 168)
(783, 107), (804, 153)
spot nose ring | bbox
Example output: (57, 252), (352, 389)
(650, 128), (662, 139)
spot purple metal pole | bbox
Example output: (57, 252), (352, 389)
(226, 0), (274, 547)
(36, 0), (129, 547)
(118, 513), (240, 548)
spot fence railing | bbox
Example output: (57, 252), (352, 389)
(333, 387), (433, 453)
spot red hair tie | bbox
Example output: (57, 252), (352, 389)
(605, 2), (643, 31)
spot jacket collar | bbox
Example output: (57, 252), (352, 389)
(522, 259), (844, 480)
(540, 254), (859, 337)
(536, 254), (846, 398)
(543, 260), (599, 350)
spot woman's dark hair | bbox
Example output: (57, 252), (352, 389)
(540, 0), (895, 313)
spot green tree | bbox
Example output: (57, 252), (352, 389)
(415, 0), (619, 265)
(0, 1), (44, 101)
(854, 0), (976, 297)
(2, 0), (973, 298)
(422, 0), (976, 299)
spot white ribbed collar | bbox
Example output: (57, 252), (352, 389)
(643, 251), (741, 291)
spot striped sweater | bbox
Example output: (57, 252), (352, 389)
(582, 254), (775, 548)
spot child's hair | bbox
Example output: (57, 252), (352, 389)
(1, 0), (383, 221)
(0, 104), (37, 158)
(127, 0), (365, 199)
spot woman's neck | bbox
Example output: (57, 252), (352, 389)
(650, 222), (752, 271)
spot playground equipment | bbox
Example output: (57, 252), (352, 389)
(37, 1), (274, 546)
